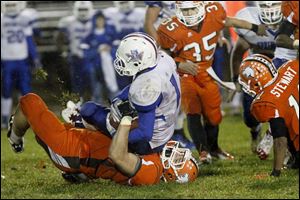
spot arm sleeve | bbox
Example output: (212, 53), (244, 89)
(26, 35), (39, 61)
(212, 2), (227, 30)
(128, 108), (156, 143)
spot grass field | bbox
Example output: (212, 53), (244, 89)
(1, 114), (299, 199)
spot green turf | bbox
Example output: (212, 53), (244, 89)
(1, 115), (299, 199)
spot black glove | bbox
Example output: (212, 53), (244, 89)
(61, 172), (90, 184)
(110, 99), (138, 123)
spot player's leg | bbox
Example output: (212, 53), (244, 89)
(1, 61), (15, 129)
(17, 59), (32, 96)
(201, 81), (234, 160)
(13, 93), (112, 178)
(171, 109), (195, 150)
(181, 77), (211, 163)
(243, 92), (262, 153)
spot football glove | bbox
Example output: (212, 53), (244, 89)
(61, 101), (84, 127)
(110, 99), (138, 124)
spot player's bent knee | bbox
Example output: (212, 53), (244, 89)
(20, 93), (47, 112)
(207, 111), (222, 126)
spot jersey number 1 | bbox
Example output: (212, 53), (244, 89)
(288, 84), (299, 119)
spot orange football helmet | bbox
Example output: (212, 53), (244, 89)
(175, 1), (206, 27)
(238, 54), (278, 97)
(161, 140), (199, 183)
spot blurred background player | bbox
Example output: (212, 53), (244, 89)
(230, 1), (298, 153)
(157, 1), (267, 164)
(1, 1), (42, 129)
(144, 1), (175, 41)
(103, 1), (146, 90)
(80, 11), (119, 105)
(144, 1), (195, 149)
(19, 1), (41, 43)
(56, 1), (94, 101)
(238, 55), (299, 176)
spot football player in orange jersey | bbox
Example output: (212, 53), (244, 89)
(238, 54), (299, 176)
(276, 1), (299, 50)
(6, 93), (199, 185)
(157, 1), (267, 164)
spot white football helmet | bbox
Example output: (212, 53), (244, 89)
(114, 1), (135, 13)
(175, 1), (206, 27)
(73, 1), (93, 21)
(114, 32), (158, 76)
(161, 141), (199, 183)
(256, 1), (282, 25)
(1, 1), (23, 16)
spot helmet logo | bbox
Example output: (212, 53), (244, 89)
(242, 67), (255, 78)
(176, 174), (189, 183)
(126, 50), (144, 63)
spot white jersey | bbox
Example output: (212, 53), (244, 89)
(1, 13), (32, 60)
(129, 51), (180, 149)
(235, 7), (297, 60)
(58, 16), (93, 58)
(145, 1), (176, 29)
(103, 7), (145, 38)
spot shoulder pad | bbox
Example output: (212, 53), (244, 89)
(129, 75), (162, 108)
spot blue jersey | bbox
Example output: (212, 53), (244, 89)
(82, 26), (115, 62)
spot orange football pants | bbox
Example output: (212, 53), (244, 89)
(19, 93), (126, 180)
(180, 73), (222, 126)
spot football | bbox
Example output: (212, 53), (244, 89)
(109, 114), (139, 131)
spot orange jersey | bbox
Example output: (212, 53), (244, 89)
(20, 93), (163, 186)
(281, 1), (299, 29)
(157, 2), (226, 72)
(251, 60), (299, 150)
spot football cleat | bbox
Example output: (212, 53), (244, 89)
(61, 172), (90, 184)
(210, 148), (234, 160)
(7, 115), (24, 153)
(199, 151), (212, 165)
(171, 133), (196, 150)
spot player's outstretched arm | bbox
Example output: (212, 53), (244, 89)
(225, 17), (267, 36)
(109, 116), (141, 177)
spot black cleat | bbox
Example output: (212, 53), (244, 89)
(61, 172), (90, 184)
(7, 115), (24, 153)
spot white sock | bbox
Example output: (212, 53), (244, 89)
(231, 92), (242, 108)
(1, 97), (13, 117)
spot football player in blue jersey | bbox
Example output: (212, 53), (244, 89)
(56, 1), (94, 100)
(71, 32), (181, 155)
(1, 1), (43, 129)
(81, 11), (119, 104)
(103, 1), (146, 90)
